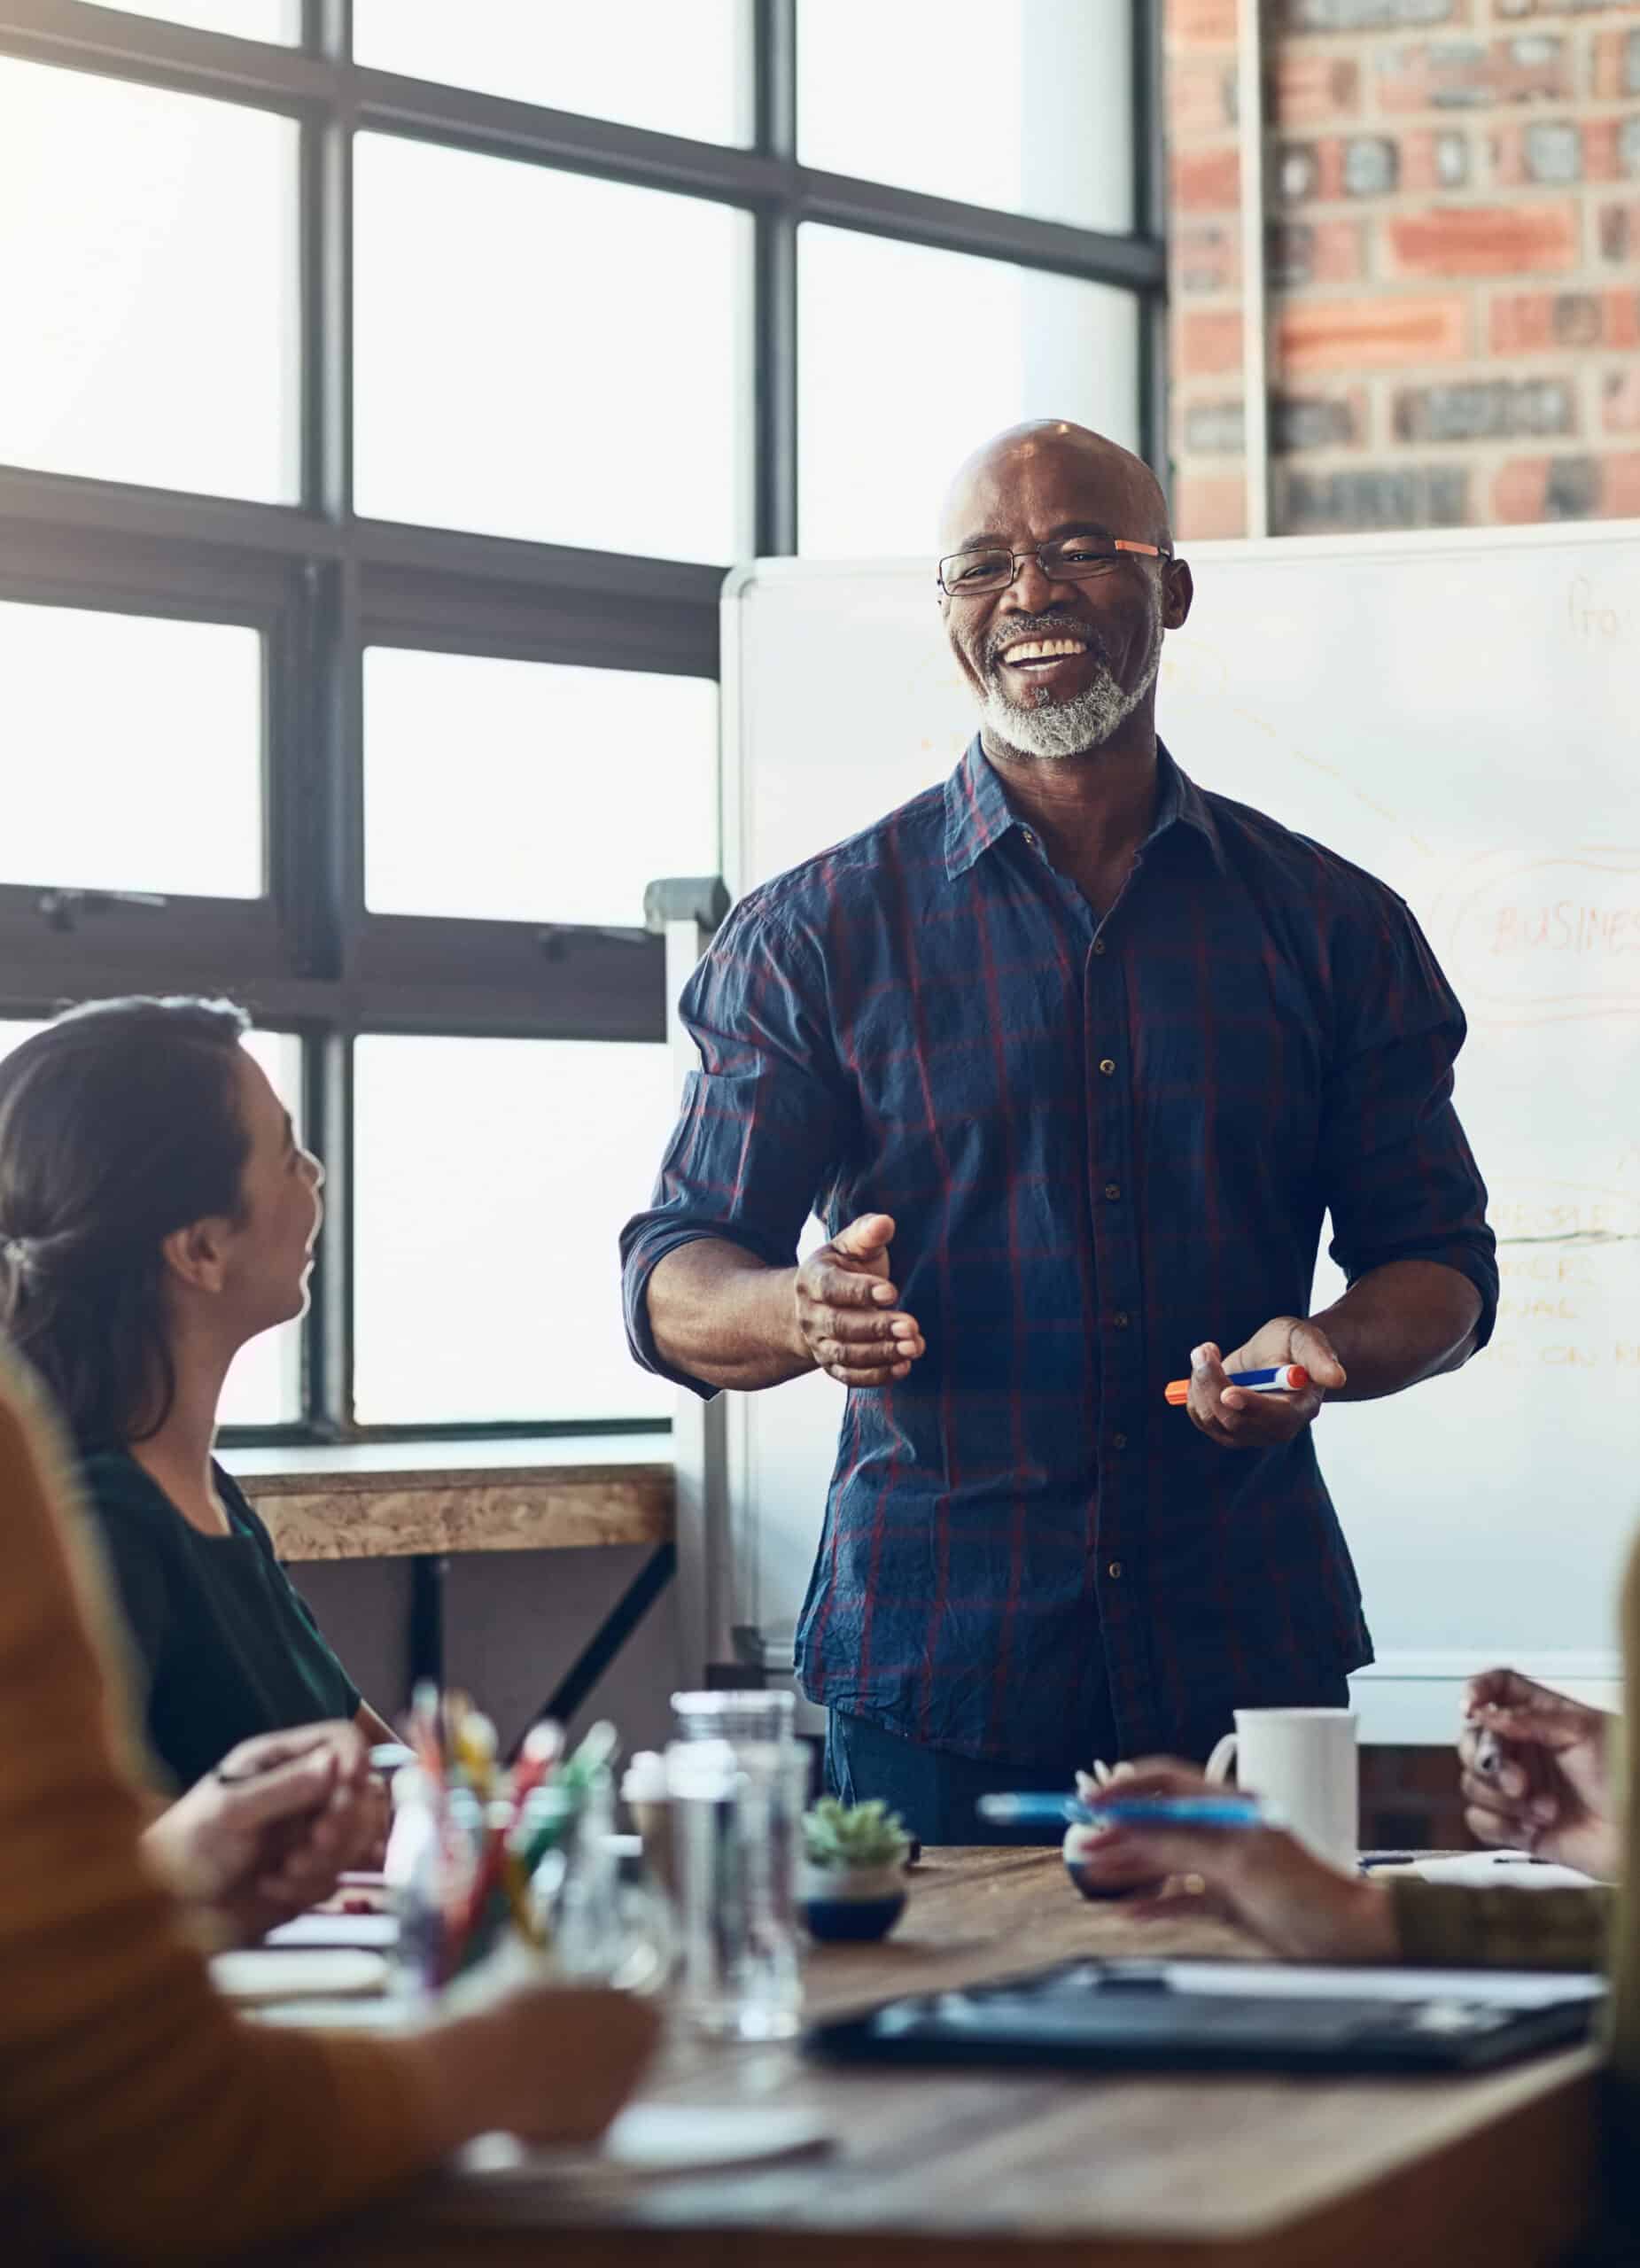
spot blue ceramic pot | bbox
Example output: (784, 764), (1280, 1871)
(798, 1862), (907, 1942)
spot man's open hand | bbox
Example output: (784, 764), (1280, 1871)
(1185, 1317), (1347, 1449)
(794, 1213), (925, 1388)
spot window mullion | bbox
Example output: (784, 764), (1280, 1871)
(304, 1025), (353, 1436)
(1131, 0), (1169, 486)
(754, 0), (798, 559)
(306, 0), (351, 518)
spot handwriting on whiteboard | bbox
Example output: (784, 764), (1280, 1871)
(1441, 850), (1640, 1023)
(1488, 1182), (1640, 1246)
(1567, 574), (1636, 647)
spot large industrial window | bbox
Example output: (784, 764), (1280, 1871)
(0, 0), (1163, 1442)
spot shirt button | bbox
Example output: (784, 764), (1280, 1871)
(1108, 1560), (1123, 1580)
(1104, 1183), (1122, 1200)
(1092, 938), (1107, 956)
(1114, 1310), (1130, 1328)
(1099, 1058), (1116, 1076)
(1112, 1433), (1129, 1450)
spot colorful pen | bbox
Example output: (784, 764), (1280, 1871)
(979, 1792), (1270, 1830)
(1088, 1796), (1267, 1829)
(1163, 1363), (1309, 1407)
(977, 1793), (1093, 1828)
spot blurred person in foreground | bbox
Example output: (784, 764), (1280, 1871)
(1068, 1660), (1625, 1971)
(1067, 1592), (1640, 2238)
(0, 1341), (655, 2264)
(0, 997), (398, 1794)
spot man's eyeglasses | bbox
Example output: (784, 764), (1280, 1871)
(937, 536), (1171, 598)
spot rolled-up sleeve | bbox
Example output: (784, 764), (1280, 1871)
(1321, 892), (1498, 1348)
(620, 898), (848, 1397)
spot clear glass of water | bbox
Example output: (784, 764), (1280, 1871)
(667, 1690), (803, 2039)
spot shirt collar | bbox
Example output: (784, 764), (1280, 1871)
(943, 736), (1226, 881)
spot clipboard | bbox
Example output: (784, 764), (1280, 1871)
(807, 1958), (1605, 2076)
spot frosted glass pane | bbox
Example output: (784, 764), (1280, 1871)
(0, 60), (299, 501)
(355, 0), (751, 144)
(0, 1021), (301, 1426)
(364, 649), (717, 926)
(354, 136), (751, 563)
(95, 1), (299, 38)
(353, 1037), (674, 1424)
(0, 602), (261, 897)
(798, 0), (1133, 234)
(798, 229), (1141, 557)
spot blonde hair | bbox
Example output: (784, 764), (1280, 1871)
(1608, 1540), (1640, 2082)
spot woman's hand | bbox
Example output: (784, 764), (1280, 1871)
(143, 1721), (379, 1944)
(1459, 1670), (1620, 1879)
(1070, 1761), (1399, 1962)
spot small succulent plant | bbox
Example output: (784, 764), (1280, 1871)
(802, 1796), (911, 1872)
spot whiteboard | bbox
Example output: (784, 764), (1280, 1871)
(710, 525), (1640, 1741)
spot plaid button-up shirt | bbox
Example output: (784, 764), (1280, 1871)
(622, 741), (1497, 1765)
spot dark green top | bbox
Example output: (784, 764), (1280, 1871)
(80, 1450), (359, 1792)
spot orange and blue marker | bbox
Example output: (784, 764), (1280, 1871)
(1163, 1363), (1310, 1408)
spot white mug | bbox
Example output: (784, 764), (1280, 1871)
(1205, 1708), (1358, 1872)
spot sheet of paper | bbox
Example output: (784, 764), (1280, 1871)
(265, 1912), (399, 1949)
(1410, 1852), (1605, 1892)
(1149, 1960), (1605, 2008)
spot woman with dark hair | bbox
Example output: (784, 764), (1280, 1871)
(0, 995), (393, 1788)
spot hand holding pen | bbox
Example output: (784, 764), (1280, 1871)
(1168, 1318), (1347, 1451)
(1057, 1761), (1399, 1964)
(145, 1722), (378, 1944)
(1459, 1668), (1620, 1880)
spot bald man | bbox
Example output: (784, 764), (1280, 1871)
(622, 423), (1496, 1844)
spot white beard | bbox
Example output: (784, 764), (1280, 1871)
(980, 615), (1163, 761)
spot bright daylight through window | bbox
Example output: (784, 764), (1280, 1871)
(0, 2), (1159, 1440)
(0, 58), (299, 502)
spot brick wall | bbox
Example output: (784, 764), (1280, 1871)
(1165, 0), (1640, 539)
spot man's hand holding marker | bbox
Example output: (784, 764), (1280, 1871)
(1166, 1318), (1349, 1449)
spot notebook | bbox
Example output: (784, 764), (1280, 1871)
(808, 1957), (1605, 2076)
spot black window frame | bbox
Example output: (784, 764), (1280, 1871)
(0, 0), (1166, 1448)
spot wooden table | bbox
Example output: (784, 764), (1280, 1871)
(290, 1849), (1600, 2268)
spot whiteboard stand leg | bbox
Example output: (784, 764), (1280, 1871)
(645, 879), (736, 1687)
(672, 1385), (731, 1688)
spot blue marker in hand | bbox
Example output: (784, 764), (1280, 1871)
(977, 1792), (1267, 1831)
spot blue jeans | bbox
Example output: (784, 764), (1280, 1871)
(823, 1709), (1115, 1848)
